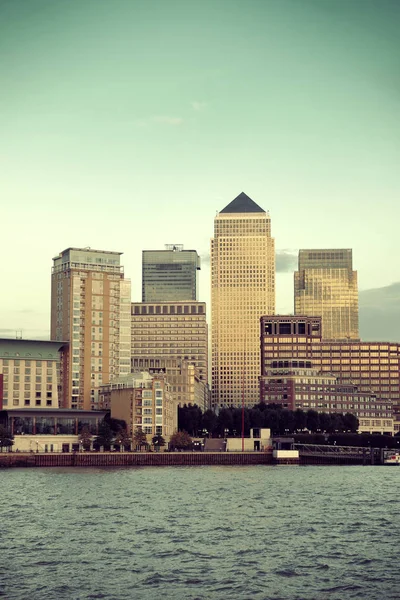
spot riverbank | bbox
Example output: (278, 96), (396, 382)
(0, 451), (277, 468)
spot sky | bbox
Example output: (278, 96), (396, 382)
(1, 0), (399, 340)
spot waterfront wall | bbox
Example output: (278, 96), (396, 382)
(0, 451), (274, 469)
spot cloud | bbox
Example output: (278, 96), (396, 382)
(200, 252), (210, 266)
(276, 250), (298, 273)
(135, 115), (183, 127)
(191, 101), (207, 111)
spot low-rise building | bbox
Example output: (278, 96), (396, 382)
(260, 315), (400, 431)
(132, 357), (210, 412)
(260, 360), (393, 435)
(99, 372), (175, 439)
(0, 338), (68, 410)
(0, 407), (106, 452)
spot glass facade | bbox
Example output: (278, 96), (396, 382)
(142, 246), (200, 302)
(294, 249), (359, 340)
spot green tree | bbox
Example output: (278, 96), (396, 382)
(294, 409), (307, 432)
(216, 408), (233, 436)
(169, 430), (192, 450)
(107, 417), (127, 435)
(115, 428), (131, 450)
(152, 434), (166, 451)
(79, 426), (92, 451)
(0, 425), (13, 451)
(133, 427), (148, 450)
(264, 409), (280, 435)
(94, 421), (114, 450)
(278, 409), (295, 435)
(201, 410), (217, 437)
(232, 407), (251, 437)
(319, 412), (332, 434)
(306, 410), (320, 433)
(343, 412), (359, 433)
(249, 408), (264, 429)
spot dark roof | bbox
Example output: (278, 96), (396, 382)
(220, 192), (265, 214)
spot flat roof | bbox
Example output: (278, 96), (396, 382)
(0, 339), (69, 360)
(1, 408), (107, 417)
(53, 247), (123, 260)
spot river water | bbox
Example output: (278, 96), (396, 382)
(0, 465), (398, 600)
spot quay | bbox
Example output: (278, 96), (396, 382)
(0, 451), (273, 468)
(0, 444), (387, 468)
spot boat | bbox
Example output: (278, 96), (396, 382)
(383, 452), (400, 465)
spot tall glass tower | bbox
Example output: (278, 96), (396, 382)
(142, 245), (201, 302)
(211, 192), (275, 409)
(294, 249), (359, 340)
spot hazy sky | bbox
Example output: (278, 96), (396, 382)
(1, 0), (399, 340)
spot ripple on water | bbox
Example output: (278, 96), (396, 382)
(0, 465), (399, 600)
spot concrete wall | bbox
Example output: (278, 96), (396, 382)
(226, 436), (271, 452)
(273, 450), (299, 459)
(13, 435), (80, 453)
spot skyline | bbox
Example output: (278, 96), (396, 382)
(1, 0), (399, 340)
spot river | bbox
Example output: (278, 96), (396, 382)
(0, 465), (398, 600)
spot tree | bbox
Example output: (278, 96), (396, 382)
(94, 421), (114, 450)
(115, 428), (131, 450)
(216, 408), (233, 436)
(294, 409), (307, 432)
(107, 417), (127, 435)
(319, 412), (332, 434)
(306, 410), (320, 433)
(232, 408), (250, 437)
(133, 427), (148, 450)
(201, 410), (217, 437)
(278, 409), (295, 435)
(169, 430), (192, 450)
(178, 404), (203, 436)
(249, 408), (264, 429)
(152, 434), (166, 451)
(79, 426), (92, 451)
(343, 412), (359, 433)
(264, 409), (280, 435)
(0, 425), (13, 451)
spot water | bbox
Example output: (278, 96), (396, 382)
(0, 465), (398, 600)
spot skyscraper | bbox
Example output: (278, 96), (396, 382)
(142, 245), (201, 302)
(211, 192), (275, 409)
(51, 248), (131, 410)
(294, 249), (359, 340)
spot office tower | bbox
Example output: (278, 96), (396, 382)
(0, 338), (68, 410)
(260, 315), (400, 433)
(294, 249), (359, 340)
(211, 192), (275, 409)
(131, 301), (208, 403)
(51, 248), (131, 410)
(142, 245), (201, 302)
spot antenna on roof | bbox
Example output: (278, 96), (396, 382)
(16, 330), (22, 340)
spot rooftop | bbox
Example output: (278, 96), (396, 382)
(220, 192), (265, 214)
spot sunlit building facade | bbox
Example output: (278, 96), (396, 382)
(260, 315), (400, 432)
(99, 372), (175, 438)
(294, 249), (359, 340)
(211, 192), (275, 409)
(51, 248), (131, 411)
(131, 301), (208, 396)
(261, 360), (393, 435)
(0, 339), (68, 410)
(142, 245), (201, 302)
